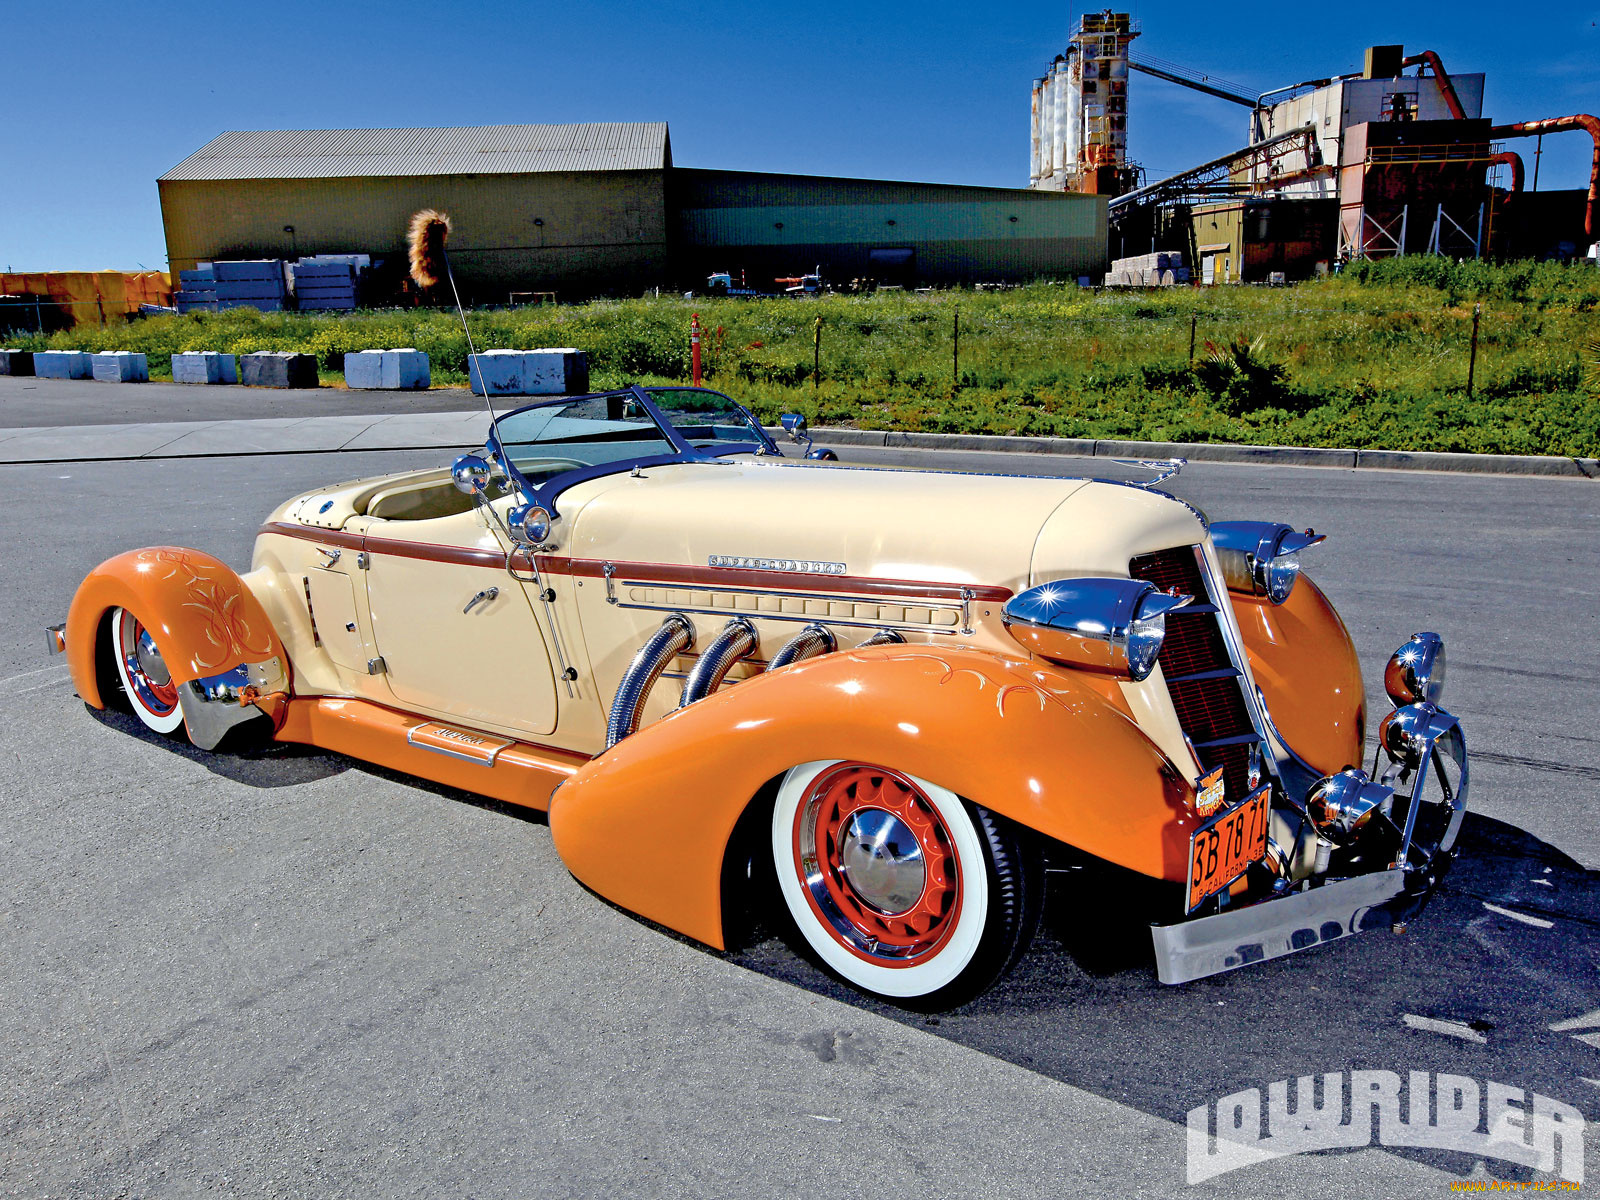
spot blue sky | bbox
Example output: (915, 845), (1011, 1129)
(4, 1), (1597, 271)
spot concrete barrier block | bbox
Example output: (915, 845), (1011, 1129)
(523, 348), (589, 395)
(382, 349), (429, 390)
(468, 350), (528, 396)
(240, 351), (317, 389)
(91, 352), (149, 383)
(343, 350), (385, 389)
(0, 350), (34, 376)
(173, 351), (237, 384)
(35, 350), (93, 379)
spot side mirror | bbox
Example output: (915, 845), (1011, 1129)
(451, 454), (493, 495)
(780, 412), (808, 443)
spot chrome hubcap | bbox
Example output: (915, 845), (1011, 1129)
(135, 631), (171, 687)
(838, 809), (925, 914)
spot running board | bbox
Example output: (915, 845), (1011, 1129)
(274, 697), (589, 811)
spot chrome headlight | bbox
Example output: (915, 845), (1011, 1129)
(1211, 521), (1326, 605)
(1384, 632), (1445, 706)
(1305, 768), (1393, 844)
(1002, 577), (1191, 682)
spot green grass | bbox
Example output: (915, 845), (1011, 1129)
(8, 257), (1599, 457)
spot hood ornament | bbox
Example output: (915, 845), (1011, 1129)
(1111, 457), (1186, 487)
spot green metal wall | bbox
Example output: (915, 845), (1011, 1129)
(669, 168), (1108, 287)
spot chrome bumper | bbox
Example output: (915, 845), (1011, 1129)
(1151, 868), (1431, 985)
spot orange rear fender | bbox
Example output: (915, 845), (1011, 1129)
(549, 644), (1195, 950)
(66, 547), (288, 708)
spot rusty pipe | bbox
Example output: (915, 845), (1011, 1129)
(1490, 151), (1525, 195)
(1401, 51), (1467, 122)
(1492, 115), (1600, 239)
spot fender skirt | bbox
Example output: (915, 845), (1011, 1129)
(550, 643), (1194, 950)
(66, 547), (288, 710)
(1230, 574), (1364, 777)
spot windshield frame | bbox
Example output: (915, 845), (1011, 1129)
(485, 384), (781, 517)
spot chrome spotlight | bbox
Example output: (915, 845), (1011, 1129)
(1384, 632), (1445, 706)
(1211, 521), (1326, 605)
(1002, 577), (1191, 682)
(1378, 700), (1462, 769)
(507, 503), (553, 546)
(1305, 768), (1393, 844)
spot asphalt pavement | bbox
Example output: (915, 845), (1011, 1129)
(2, 379), (1596, 1198)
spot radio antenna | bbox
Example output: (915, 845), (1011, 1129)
(408, 209), (498, 424)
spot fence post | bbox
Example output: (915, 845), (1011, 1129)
(1188, 314), (1198, 365)
(690, 311), (702, 386)
(813, 315), (823, 390)
(952, 305), (960, 388)
(1466, 302), (1481, 398)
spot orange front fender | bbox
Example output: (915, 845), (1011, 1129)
(66, 547), (287, 708)
(550, 644), (1194, 950)
(1231, 574), (1364, 777)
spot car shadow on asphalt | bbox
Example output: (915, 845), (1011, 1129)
(728, 811), (1599, 1184)
(87, 703), (549, 826)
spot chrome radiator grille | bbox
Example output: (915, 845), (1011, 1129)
(1129, 546), (1263, 799)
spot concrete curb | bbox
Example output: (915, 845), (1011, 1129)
(809, 427), (1600, 479)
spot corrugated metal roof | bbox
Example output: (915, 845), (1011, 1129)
(160, 123), (668, 181)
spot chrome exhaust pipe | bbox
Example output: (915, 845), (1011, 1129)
(767, 622), (836, 671)
(857, 628), (905, 648)
(679, 618), (759, 709)
(606, 614), (694, 748)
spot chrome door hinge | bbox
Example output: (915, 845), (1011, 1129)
(356, 551), (371, 569)
(366, 656), (387, 675)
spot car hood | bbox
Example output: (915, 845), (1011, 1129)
(561, 461), (1206, 593)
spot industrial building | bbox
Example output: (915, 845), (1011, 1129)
(1030, 14), (1599, 280)
(158, 124), (1107, 301)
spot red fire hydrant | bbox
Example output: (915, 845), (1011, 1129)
(690, 312), (703, 387)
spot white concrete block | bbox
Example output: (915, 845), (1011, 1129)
(522, 348), (589, 395)
(468, 349), (528, 396)
(343, 350), (384, 389)
(91, 351), (149, 383)
(35, 350), (93, 379)
(172, 351), (238, 384)
(381, 349), (429, 390)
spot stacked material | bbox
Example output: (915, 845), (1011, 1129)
(1103, 251), (1191, 287)
(344, 349), (429, 390)
(0, 350), (34, 375)
(91, 351), (149, 383)
(34, 350), (94, 379)
(468, 348), (590, 396)
(292, 260), (363, 311)
(176, 266), (218, 314)
(214, 260), (287, 311)
(172, 351), (239, 384)
(240, 351), (317, 389)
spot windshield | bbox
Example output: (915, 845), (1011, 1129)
(644, 387), (772, 451)
(486, 385), (777, 514)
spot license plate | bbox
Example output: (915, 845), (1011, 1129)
(1186, 785), (1270, 913)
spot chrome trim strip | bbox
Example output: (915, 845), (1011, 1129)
(404, 722), (512, 765)
(611, 578), (967, 635)
(1191, 543), (1277, 778)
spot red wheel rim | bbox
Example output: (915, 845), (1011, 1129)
(117, 611), (179, 718)
(792, 763), (962, 966)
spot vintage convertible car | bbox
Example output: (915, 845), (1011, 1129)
(51, 385), (1467, 1008)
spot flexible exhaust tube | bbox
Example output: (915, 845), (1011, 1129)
(679, 619), (759, 709)
(857, 629), (906, 648)
(768, 623), (837, 671)
(606, 614), (694, 748)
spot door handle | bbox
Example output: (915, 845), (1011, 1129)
(463, 587), (500, 614)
